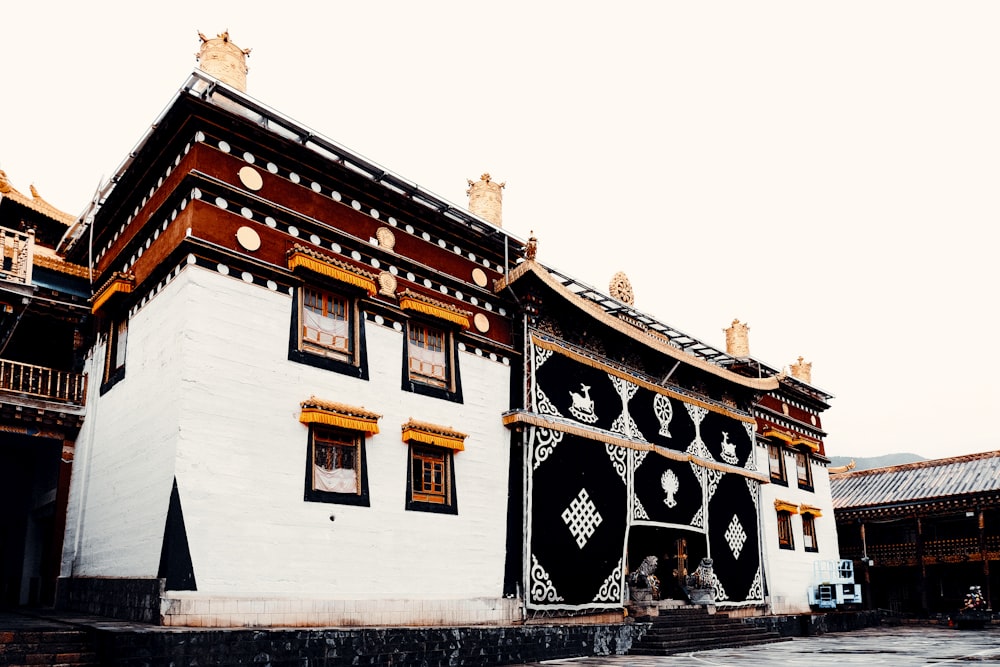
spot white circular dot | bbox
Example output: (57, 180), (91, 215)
(352, 200), (362, 210)
(218, 140), (230, 153)
(331, 243), (342, 253)
(187, 254), (197, 265)
(195, 131), (206, 142)
(453, 245), (461, 254)
(405, 224), (415, 234)
(243, 152), (255, 164)
(498, 307), (507, 316)
(438, 239), (447, 248)
(171, 210), (177, 221)
(485, 302), (493, 311)
(496, 263), (504, 272)
(490, 353), (498, 361)
(370, 258), (381, 269)
(388, 217), (397, 227)
(422, 232), (431, 241)
(311, 182), (322, 193)
(175, 155), (182, 166)
(267, 162), (279, 174)
(180, 198), (188, 210)
(389, 266), (398, 275)
(267, 280), (278, 291)
(468, 253), (476, 261)
(502, 357), (510, 366)
(455, 291), (463, 300)
(137, 247), (143, 258)
(439, 285), (448, 294)
(288, 226), (299, 237)
(475, 348), (483, 356)
(370, 209), (379, 219)
(215, 197), (228, 210)
(374, 315), (385, 326)
(153, 230), (160, 241)
(217, 263), (229, 275)
(458, 342), (467, 352)
(265, 216), (277, 228)
(241, 272), (254, 283)
(310, 234), (321, 245)
(351, 251), (362, 261)
(483, 258), (491, 266)
(241, 207), (253, 219)
(331, 191), (342, 202)
(470, 297), (479, 306)
(288, 287), (295, 296)
(406, 272), (416, 281)
(145, 238), (152, 249)
(393, 322), (403, 332)
(289, 172), (300, 184)
(423, 279), (432, 288)
(192, 189), (202, 199)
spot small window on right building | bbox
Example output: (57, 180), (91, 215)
(802, 512), (818, 552)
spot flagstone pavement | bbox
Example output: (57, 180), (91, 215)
(524, 625), (1000, 666)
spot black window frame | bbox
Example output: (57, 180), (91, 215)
(303, 424), (371, 507)
(401, 319), (463, 403)
(777, 510), (795, 550)
(802, 512), (819, 552)
(767, 442), (787, 486)
(289, 285), (369, 380)
(405, 443), (458, 515)
(795, 448), (814, 491)
(99, 313), (128, 394)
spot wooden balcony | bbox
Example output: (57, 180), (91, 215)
(0, 358), (86, 406)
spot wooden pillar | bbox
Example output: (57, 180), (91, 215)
(916, 516), (928, 614)
(980, 509), (992, 609)
(45, 440), (74, 605)
(860, 521), (872, 609)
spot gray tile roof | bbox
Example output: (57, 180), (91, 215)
(831, 450), (1000, 510)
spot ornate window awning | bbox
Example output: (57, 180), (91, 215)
(91, 272), (135, 314)
(401, 418), (468, 451)
(287, 245), (378, 296)
(763, 428), (820, 451)
(799, 503), (823, 517)
(398, 289), (471, 329)
(774, 499), (800, 514)
(299, 396), (381, 434)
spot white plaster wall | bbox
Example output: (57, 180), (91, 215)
(755, 445), (841, 614)
(174, 267), (511, 599)
(61, 274), (185, 577)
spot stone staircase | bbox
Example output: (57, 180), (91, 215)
(629, 605), (790, 656)
(0, 627), (100, 666)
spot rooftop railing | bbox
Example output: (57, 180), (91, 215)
(0, 358), (86, 406)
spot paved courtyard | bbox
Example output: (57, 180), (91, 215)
(525, 626), (1000, 666)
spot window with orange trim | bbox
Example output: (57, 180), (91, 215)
(777, 510), (794, 550)
(407, 322), (448, 387)
(795, 450), (813, 491)
(406, 444), (457, 514)
(304, 425), (370, 506)
(802, 513), (818, 552)
(301, 287), (352, 360)
(768, 444), (786, 485)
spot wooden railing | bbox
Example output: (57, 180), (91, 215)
(0, 358), (86, 405)
(842, 535), (1000, 566)
(0, 228), (34, 285)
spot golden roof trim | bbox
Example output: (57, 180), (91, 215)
(299, 396), (381, 434)
(497, 261), (779, 391)
(401, 418), (468, 451)
(33, 253), (88, 278)
(287, 244), (379, 296)
(0, 171), (75, 226)
(799, 503), (823, 517)
(91, 272), (134, 314)
(398, 289), (472, 329)
(774, 499), (799, 514)
(763, 428), (820, 451)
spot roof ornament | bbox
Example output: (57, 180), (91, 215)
(525, 231), (538, 261)
(609, 271), (634, 306)
(466, 172), (505, 227)
(790, 356), (812, 383)
(196, 30), (251, 92)
(724, 319), (750, 357)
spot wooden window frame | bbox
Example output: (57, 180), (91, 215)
(795, 449), (814, 491)
(289, 285), (369, 379)
(402, 319), (463, 403)
(768, 443), (787, 486)
(100, 314), (128, 394)
(304, 425), (370, 506)
(777, 510), (795, 550)
(405, 443), (458, 515)
(802, 512), (819, 552)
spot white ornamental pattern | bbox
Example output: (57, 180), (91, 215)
(562, 489), (603, 549)
(596, 557), (625, 603)
(530, 554), (564, 603)
(691, 506), (705, 529)
(609, 375), (641, 439)
(725, 514), (748, 559)
(568, 383), (599, 423)
(606, 443), (629, 484)
(653, 394), (673, 437)
(747, 567), (764, 601)
(533, 427), (565, 471)
(661, 470), (679, 508)
(633, 495), (650, 520)
(720, 432), (738, 465)
(742, 421), (757, 470)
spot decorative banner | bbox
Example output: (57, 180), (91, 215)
(524, 335), (765, 608)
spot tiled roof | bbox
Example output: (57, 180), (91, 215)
(831, 450), (1000, 510)
(0, 172), (75, 226)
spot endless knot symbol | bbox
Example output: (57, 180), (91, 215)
(725, 515), (748, 559)
(561, 488), (603, 549)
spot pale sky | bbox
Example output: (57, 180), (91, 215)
(2, 2), (997, 461)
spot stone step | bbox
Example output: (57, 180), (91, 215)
(630, 633), (791, 655)
(0, 628), (99, 666)
(638, 624), (777, 641)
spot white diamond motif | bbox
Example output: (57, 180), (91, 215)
(725, 514), (748, 559)
(561, 488), (603, 549)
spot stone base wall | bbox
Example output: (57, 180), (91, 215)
(55, 577), (163, 624)
(94, 623), (643, 666)
(745, 610), (882, 636)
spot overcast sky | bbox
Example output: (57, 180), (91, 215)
(2, 2), (997, 461)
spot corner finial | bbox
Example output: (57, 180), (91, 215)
(525, 232), (537, 261)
